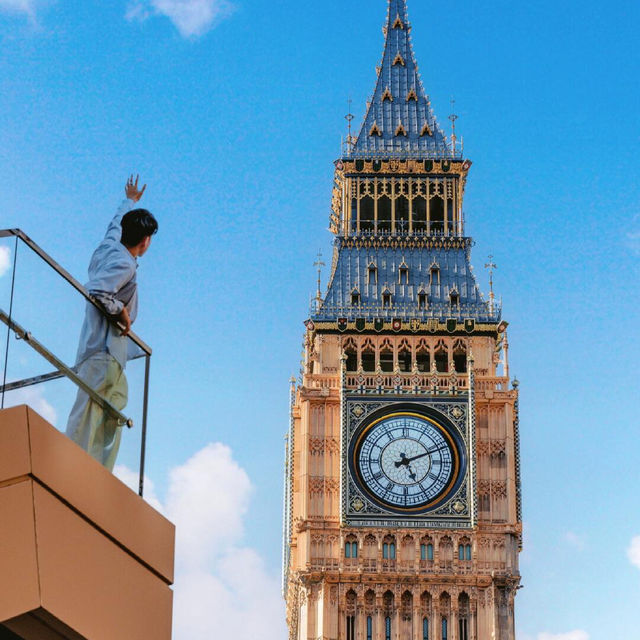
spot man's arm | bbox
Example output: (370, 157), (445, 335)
(103, 175), (147, 242)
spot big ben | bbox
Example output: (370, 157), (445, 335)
(283, 1), (522, 638)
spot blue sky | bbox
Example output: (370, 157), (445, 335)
(1, 0), (639, 638)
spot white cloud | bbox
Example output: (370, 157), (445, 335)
(0, 0), (44, 19)
(3, 386), (57, 425)
(118, 443), (286, 640)
(126, 0), (234, 38)
(538, 632), (589, 640)
(627, 536), (640, 570)
(0, 246), (10, 277)
(113, 464), (164, 513)
(563, 531), (586, 551)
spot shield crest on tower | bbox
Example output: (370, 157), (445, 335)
(355, 318), (366, 332)
(338, 318), (348, 332)
(392, 318), (402, 332)
(447, 318), (457, 333)
(374, 318), (384, 332)
(465, 319), (475, 333)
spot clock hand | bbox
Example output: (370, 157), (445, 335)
(407, 464), (417, 481)
(395, 451), (430, 467)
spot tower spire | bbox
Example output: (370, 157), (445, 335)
(351, 0), (456, 159)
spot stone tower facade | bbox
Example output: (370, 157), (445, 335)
(283, 2), (522, 639)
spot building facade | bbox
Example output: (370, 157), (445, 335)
(283, 2), (522, 638)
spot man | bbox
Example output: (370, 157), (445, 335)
(66, 175), (158, 471)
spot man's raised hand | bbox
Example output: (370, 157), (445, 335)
(125, 174), (147, 203)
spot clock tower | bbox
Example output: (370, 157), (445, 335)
(283, 1), (522, 639)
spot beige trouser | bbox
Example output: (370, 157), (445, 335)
(65, 353), (128, 472)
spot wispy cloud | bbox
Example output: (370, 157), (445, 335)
(563, 531), (586, 551)
(116, 443), (286, 640)
(2, 386), (57, 425)
(627, 214), (640, 255)
(628, 536), (640, 570)
(0, 0), (44, 20)
(0, 246), (10, 278)
(126, 0), (234, 38)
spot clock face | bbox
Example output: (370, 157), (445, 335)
(351, 411), (462, 513)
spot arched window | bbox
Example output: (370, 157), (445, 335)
(351, 289), (361, 306)
(398, 263), (409, 285)
(416, 342), (429, 372)
(435, 345), (448, 373)
(380, 342), (393, 372)
(360, 196), (374, 232)
(367, 616), (373, 640)
(413, 196), (427, 233)
(398, 343), (412, 372)
(466, 544), (472, 561)
(453, 342), (467, 373)
(418, 290), (428, 309)
(382, 541), (396, 559)
(449, 290), (460, 306)
(430, 196), (444, 234)
(385, 617), (392, 640)
(459, 618), (468, 640)
(396, 195), (409, 233)
(362, 343), (375, 372)
(378, 195), (392, 233)
(382, 289), (392, 308)
(368, 263), (377, 284)
(442, 617), (448, 640)
(345, 537), (358, 559)
(423, 617), (429, 640)
(458, 545), (465, 561)
(346, 616), (355, 640)
(344, 341), (357, 372)
(429, 265), (440, 285)
(420, 542), (434, 561)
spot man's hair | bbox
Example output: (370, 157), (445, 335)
(121, 209), (158, 247)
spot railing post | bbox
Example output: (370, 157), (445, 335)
(138, 353), (151, 497)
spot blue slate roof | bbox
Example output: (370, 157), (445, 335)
(351, 0), (456, 159)
(313, 239), (499, 322)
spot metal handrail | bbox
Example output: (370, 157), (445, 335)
(0, 229), (151, 355)
(0, 228), (152, 496)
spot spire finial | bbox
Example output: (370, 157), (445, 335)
(314, 250), (325, 304)
(449, 97), (458, 155)
(345, 98), (355, 152)
(484, 254), (497, 314)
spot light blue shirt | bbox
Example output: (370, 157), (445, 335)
(75, 199), (140, 369)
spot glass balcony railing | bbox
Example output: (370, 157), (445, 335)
(0, 229), (152, 496)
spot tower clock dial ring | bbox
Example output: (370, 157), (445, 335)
(349, 409), (465, 514)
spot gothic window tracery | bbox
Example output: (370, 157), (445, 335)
(344, 339), (357, 372)
(380, 340), (394, 372)
(362, 340), (375, 372)
(398, 340), (412, 372)
(398, 262), (409, 284)
(416, 341), (430, 372)
(368, 262), (378, 284)
(453, 340), (467, 373)
(435, 342), (448, 373)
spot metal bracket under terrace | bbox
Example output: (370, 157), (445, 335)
(0, 228), (152, 497)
